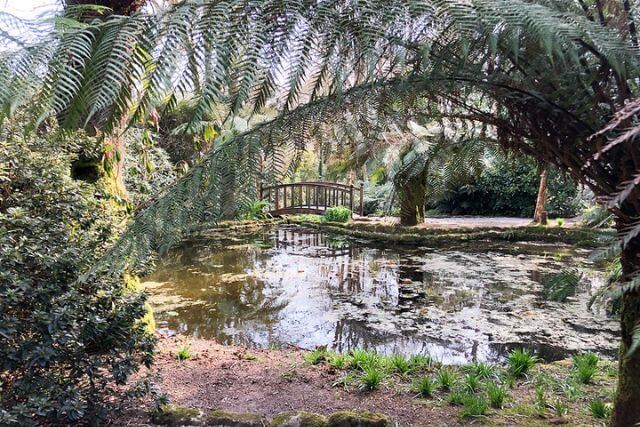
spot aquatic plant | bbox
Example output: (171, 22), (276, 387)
(360, 368), (384, 391)
(323, 207), (352, 223)
(507, 348), (538, 378)
(176, 343), (192, 361)
(486, 382), (507, 409)
(589, 399), (612, 419)
(412, 376), (436, 398)
(459, 394), (488, 419)
(573, 352), (599, 384)
(436, 368), (457, 391)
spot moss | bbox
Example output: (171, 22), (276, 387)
(205, 410), (264, 426)
(142, 302), (156, 334)
(123, 274), (156, 334)
(271, 411), (328, 427)
(150, 404), (201, 426)
(327, 411), (389, 427)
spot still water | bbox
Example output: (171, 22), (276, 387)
(143, 225), (618, 363)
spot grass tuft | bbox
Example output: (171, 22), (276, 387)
(464, 361), (497, 380)
(360, 367), (384, 391)
(572, 352), (599, 384)
(304, 347), (328, 365)
(412, 376), (436, 398)
(389, 354), (412, 375)
(459, 394), (488, 419)
(508, 348), (538, 378)
(327, 353), (349, 369)
(589, 399), (612, 419)
(176, 343), (192, 361)
(436, 367), (457, 391)
(463, 373), (482, 393)
(486, 382), (507, 409)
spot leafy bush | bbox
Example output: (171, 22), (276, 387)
(0, 118), (155, 425)
(323, 206), (352, 222)
(430, 155), (580, 218)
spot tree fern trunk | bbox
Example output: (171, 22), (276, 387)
(612, 229), (640, 427)
(533, 166), (548, 224)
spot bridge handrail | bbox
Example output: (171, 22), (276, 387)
(259, 181), (364, 216)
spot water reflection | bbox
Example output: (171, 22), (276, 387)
(143, 225), (617, 363)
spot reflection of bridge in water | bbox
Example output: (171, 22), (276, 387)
(260, 181), (364, 216)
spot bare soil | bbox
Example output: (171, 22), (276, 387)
(112, 335), (616, 427)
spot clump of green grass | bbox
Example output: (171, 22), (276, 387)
(412, 376), (436, 398)
(486, 382), (507, 409)
(463, 373), (481, 393)
(323, 206), (352, 223)
(556, 218), (565, 227)
(327, 353), (349, 369)
(304, 347), (328, 365)
(360, 367), (384, 391)
(507, 348), (538, 378)
(465, 361), (497, 380)
(459, 394), (488, 419)
(552, 399), (569, 417)
(436, 367), (457, 391)
(447, 391), (466, 406)
(589, 399), (612, 419)
(534, 385), (547, 414)
(350, 349), (380, 371)
(176, 343), (192, 361)
(408, 354), (434, 371)
(389, 354), (412, 375)
(573, 352), (599, 384)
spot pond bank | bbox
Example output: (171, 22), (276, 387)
(117, 335), (616, 426)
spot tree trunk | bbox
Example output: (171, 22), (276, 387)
(398, 182), (426, 226)
(533, 166), (548, 224)
(612, 226), (640, 426)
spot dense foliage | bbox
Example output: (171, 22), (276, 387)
(323, 206), (352, 223)
(431, 156), (580, 218)
(0, 117), (155, 425)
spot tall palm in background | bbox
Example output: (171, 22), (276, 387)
(2, 1), (640, 424)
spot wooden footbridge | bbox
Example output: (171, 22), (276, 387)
(260, 182), (364, 217)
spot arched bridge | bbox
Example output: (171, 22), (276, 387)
(260, 181), (363, 217)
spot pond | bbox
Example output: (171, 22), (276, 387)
(143, 225), (619, 364)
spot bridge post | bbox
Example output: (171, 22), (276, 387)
(359, 183), (364, 216)
(349, 185), (354, 217)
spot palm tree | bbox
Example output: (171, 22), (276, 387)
(2, 1), (640, 424)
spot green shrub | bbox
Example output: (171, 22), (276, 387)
(350, 350), (380, 371)
(322, 206), (352, 223)
(508, 348), (538, 378)
(464, 362), (497, 380)
(412, 376), (436, 398)
(486, 382), (507, 409)
(327, 353), (349, 369)
(0, 117), (155, 425)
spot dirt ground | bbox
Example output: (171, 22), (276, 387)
(112, 335), (616, 427)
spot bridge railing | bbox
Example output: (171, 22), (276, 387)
(260, 181), (364, 216)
